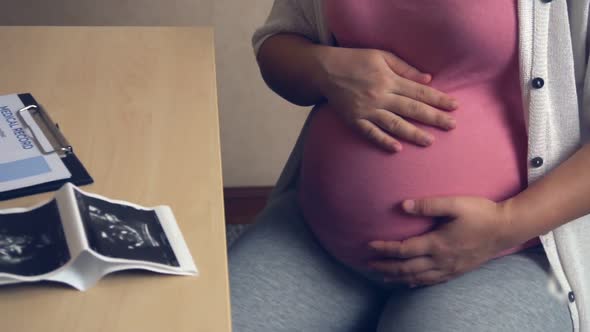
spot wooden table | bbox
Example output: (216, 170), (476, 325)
(0, 27), (231, 332)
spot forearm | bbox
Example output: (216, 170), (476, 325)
(503, 143), (590, 242)
(257, 34), (332, 107)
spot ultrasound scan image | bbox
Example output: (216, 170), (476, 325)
(0, 200), (70, 276)
(74, 190), (179, 267)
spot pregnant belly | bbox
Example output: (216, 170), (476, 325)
(299, 89), (529, 269)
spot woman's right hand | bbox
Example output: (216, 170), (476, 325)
(316, 47), (459, 152)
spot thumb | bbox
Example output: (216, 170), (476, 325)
(380, 51), (431, 84)
(402, 197), (461, 218)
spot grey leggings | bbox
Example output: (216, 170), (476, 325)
(229, 191), (572, 331)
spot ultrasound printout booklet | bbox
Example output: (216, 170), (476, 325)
(0, 183), (198, 291)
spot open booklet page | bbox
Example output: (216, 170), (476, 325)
(74, 189), (180, 267)
(0, 200), (70, 276)
(0, 93), (71, 193)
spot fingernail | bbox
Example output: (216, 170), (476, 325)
(446, 119), (456, 130)
(392, 142), (403, 152)
(403, 200), (416, 213)
(450, 100), (459, 109)
(421, 134), (434, 146)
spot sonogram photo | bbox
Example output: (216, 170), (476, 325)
(0, 200), (70, 276)
(74, 190), (179, 267)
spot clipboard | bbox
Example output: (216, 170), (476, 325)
(0, 93), (93, 201)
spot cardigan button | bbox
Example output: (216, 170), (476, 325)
(569, 291), (576, 303)
(532, 77), (545, 89)
(531, 157), (544, 168)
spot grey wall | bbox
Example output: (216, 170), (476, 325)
(213, 1), (309, 187)
(0, 0), (212, 25)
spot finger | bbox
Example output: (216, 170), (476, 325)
(382, 94), (456, 131)
(408, 270), (451, 287)
(403, 197), (462, 218)
(369, 109), (435, 147)
(369, 256), (436, 277)
(355, 118), (402, 152)
(394, 78), (459, 111)
(380, 51), (432, 84)
(370, 235), (435, 258)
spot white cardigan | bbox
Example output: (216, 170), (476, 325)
(253, 1), (590, 330)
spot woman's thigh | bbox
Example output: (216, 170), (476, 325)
(229, 191), (384, 332)
(377, 246), (572, 332)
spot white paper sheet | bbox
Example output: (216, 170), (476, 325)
(0, 94), (71, 192)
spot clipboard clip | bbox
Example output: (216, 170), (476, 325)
(16, 104), (73, 157)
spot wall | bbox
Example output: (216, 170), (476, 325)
(0, 0), (212, 25)
(0, 0), (307, 187)
(213, 1), (309, 187)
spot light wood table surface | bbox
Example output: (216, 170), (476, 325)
(0, 26), (231, 332)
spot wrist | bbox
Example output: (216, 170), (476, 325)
(310, 45), (340, 100)
(498, 196), (545, 249)
(497, 198), (528, 248)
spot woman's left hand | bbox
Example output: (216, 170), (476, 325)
(368, 196), (519, 287)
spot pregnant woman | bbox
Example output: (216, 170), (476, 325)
(299, 0), (539, 270)
(230, 0), (590, 331)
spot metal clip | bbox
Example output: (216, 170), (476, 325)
(16, 104), (73, 157)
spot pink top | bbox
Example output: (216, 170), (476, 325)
(299, 0), (539, 269)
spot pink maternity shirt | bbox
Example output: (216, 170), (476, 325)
(299, 0), (540, 269)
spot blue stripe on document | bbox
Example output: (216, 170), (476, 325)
(0, 156), (51, 182)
